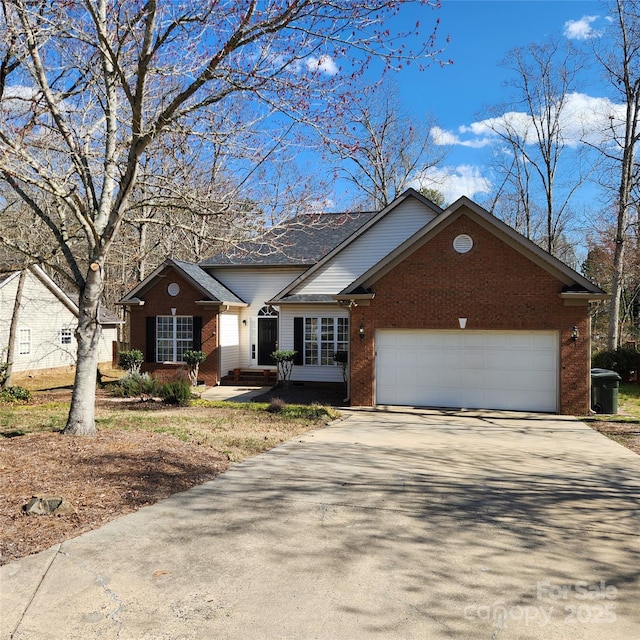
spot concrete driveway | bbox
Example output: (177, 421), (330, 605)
(2, 408), (640, 639)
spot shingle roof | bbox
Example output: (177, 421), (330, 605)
(171, 259), (246, 304)
(2, 267), (123, 324)
(200, 211), (377, 267)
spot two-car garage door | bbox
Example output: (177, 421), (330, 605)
(375, 330), (558, 412)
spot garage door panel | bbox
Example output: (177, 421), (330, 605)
(484, 351), (509, 369)
(508, 350), (538, 370)
(439, 350), (461, 368)
(376, 330), (558, 412)
(462, 351), (485, 369)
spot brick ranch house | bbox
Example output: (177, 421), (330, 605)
(118, 189), (608, 415)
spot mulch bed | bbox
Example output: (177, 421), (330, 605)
(253, 383), (347, 407)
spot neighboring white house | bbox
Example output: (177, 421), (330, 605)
(0, 266), (121, 375)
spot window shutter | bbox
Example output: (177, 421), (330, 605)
(293, 317), (303, 365)
(146, 316), (156, 363)
(193, 316), (203, 351)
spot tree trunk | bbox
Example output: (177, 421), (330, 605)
(63, 264), (103, 435)
(4, 270), (27, 388)
(607, 203), (627, 350)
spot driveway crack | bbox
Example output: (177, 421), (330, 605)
(9, 544), (61, 639)
(58, 547), (124, 637)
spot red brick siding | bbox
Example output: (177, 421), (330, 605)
(129, 269), (219, 385)
(349, 213), (591, 415)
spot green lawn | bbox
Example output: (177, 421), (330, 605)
(0, 391), (340, 462)
(584, 384), (640, 422)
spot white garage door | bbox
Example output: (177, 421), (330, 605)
(375, 330), (558, 412)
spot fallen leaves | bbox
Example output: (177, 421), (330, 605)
(0, 430), (227, 565)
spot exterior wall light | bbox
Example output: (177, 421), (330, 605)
(359, 324), (365, 339)
(571, 326), (579, 342)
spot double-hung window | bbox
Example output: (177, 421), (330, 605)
(156, 316), (193, 363)
(60, 327), (73, 345)
(304, 317), (348, 366)
(18, 328), (31, 355)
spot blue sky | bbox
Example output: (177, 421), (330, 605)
(379, 0), (609, 204)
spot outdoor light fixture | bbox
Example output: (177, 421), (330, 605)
(242, 319), (247, 326)
(359, 324), (365, 339)
(571, 326), (579, 342)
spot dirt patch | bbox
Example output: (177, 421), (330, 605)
(0, 428), (227, 565)
(587, 421), (640, 456)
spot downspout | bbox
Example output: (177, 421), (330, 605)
(345, 299), (359, 404)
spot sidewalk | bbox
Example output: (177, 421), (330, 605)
(197, 384), (272, 402)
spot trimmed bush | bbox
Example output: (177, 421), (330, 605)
(271, 349), (297, 388)
(118, 349), (144, 374)
(0, 357), (9, 388)
(113, 372), (159, 401)
(0, 386), (32, 403)
(333, 350), (348, 388)
(182, 350), (207, 386)
(160, 379), (192, 406)
(592, 348), (638, 382)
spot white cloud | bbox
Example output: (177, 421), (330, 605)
(431, 125), (493, 149)
(414, 164), (492, 203)
(437, 93), (624, 151)
(564, 15), (602, 40)
(305, 55), (338, 76)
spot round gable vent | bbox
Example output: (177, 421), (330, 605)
(453, 234), (473, 254)
(167, 282), (180, 296)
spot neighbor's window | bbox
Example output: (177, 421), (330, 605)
(60, 327), (73, 345)
(304, 317), (348, 366)
(156, 316), (193, 362)
(18, 328), (31, 355)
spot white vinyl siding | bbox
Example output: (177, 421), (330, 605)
(294, 199), (436, 295)
(279, 305), (349, 382)
(219, 312), (240, 377)
(211, 267), (304, 310)
(0, 269), (118, 373)
(208, 267), (303, 369)
(376, 330), (559, 412)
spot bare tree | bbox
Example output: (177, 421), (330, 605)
(3, 268), (26, 388)
(321, 81), (447, 209)
(483, 37), (586, 256)
(0, 0), (445, 435)
(592, 0), (640, 349)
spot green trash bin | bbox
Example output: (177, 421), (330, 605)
(591, 368), (621, 414)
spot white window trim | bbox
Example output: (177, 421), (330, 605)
(18, 327), (32, 355)
(303, 316), (348, 367)
(156, 315), (193, 363)
(60, 326), (73, 345)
